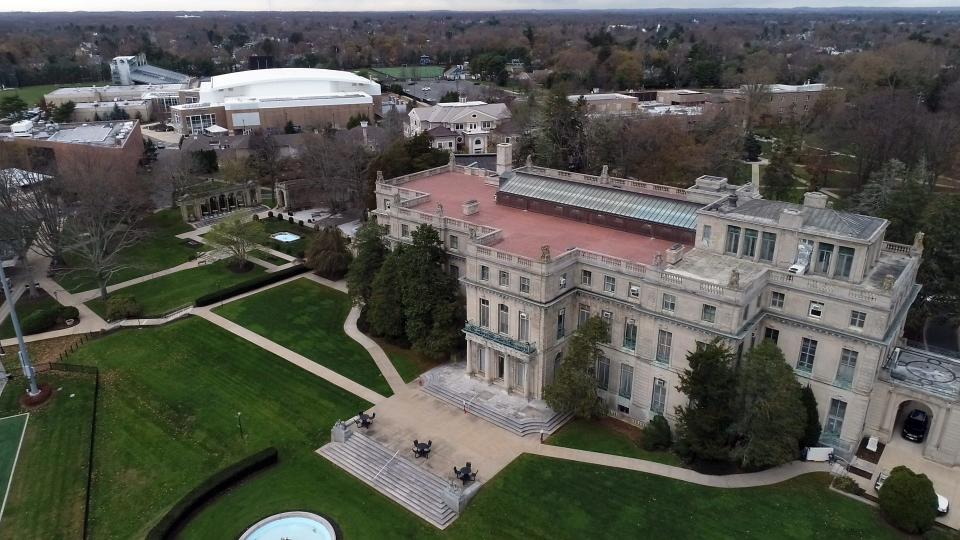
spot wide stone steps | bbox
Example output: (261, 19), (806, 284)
(420, 373), (571, 437)
(318, 431), (458, 529)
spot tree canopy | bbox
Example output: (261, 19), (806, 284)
(543, 315), (607, 419)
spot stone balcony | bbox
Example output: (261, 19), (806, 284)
(463, 322), (536, 359)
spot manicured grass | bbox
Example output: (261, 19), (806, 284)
(186, 454), (901, 540)
(0, 414), (28, 514)
(0, 372), (95, 539)
(86, 260), (265, 319)
(62, 317), (369, 539)
(547, 417), (683, 467)
(250, 249), (290, 266)
(369, 65), (446, 79)
(0, 290), (62, 339)
(377, 339), (444, 383)
(214, 279), (393, 396)
(451, 457), (902, 540)
(55, 209), (200, 293)
(0, 81), (106, 107)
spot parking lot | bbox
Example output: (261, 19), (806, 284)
(400, 79), (507, 104)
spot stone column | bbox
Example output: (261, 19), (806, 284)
(465, 341), (474, 374)
(524, 361), (532, 399)
(879, 389), (897, 439)
(482, 347), (493, 382)
(503, 355), (513, 392)
(935, 406), (952, 450)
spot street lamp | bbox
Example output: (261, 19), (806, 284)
(236, 411), (245, 441)
(0, 260), (40, 396)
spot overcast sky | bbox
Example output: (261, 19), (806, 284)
(4, 0), (960, 12)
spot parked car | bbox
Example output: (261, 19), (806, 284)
(421, 86), (432, 91)
(875, 471), (949, 515)
(902, 409), (930, 442)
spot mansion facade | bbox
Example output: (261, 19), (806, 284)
(373, 146), (960, 465)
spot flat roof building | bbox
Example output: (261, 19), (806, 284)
(170, 68), (381, 136)
(0, 119), (144, 176)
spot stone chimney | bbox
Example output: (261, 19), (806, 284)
(496, 143), (513, 175)
(778, 208), (804, 229)
(751, 162), (761, 195)
(802, 191), (828, 209)
(359, 120), (369, 147)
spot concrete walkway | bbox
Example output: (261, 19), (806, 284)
(529, 444), (831, 488)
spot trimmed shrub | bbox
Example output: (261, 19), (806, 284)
(288, 216), (294, 223)
(20, 307), (60, 334)
(834, 476), (866, 496)
(105, 294), (143, 321)
(880, 465), (938, 534)
(146, 447), (278, 540)
(642, 414), (673, 451)
(194, 265), (309, 307)
(298, 220), (304, 227)
(58, 305), (80, 322)
(252, 214), (260, 221)
(267, 210), (273, 218)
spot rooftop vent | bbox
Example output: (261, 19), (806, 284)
(665, 243), (684, 264)
(462, 200), (479, 216)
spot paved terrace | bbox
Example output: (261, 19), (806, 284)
(394, 170), (684, 263)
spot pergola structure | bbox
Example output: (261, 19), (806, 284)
(177, 179), (261, 222)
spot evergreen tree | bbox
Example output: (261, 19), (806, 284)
(305, 226), (353, 280)
(534, 90), (586, 171)
(799, 385), (822, 448)
(543, 316), (607, 419)
(733, 342), (805, 469)
(397, 225), (463, 358)
(879, 466), (939, 534)
(346, 220), (388, 307)
(368, 246), (406, 339)
(675, 341), (738, 462)
(742, 132), (762, 162)
(761, 143), (797, 201)
(52, 100), (76, 123)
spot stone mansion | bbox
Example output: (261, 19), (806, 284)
(373, 145), (960, 465)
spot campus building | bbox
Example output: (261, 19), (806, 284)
(724, 82), (835, 124)
(0, 119), (144, 176)
(44, 83), (189, 123)
(110, 53), (191, 86)
(169, 68), (382, 136)
(406, 101), (514, 154)
(370, 144), (958, 464)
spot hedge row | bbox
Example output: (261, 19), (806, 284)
(21, 305), (80, 334)
(194, 264), (309, 307)
(146, 447), (279, 540)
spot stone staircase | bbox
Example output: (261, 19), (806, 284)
(318, 430), (458, 529)
(419, 370), (571, 437)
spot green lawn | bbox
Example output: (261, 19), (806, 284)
(369, 65), (446, 79)
(61, 317), (370, 539)
(55, 209), (200, 293)
(0, 81), (106, 107)
(0, 291), (62, 339)
(214, 279), (393, 396)
(0, 413), (28, 514)
(185, 454), (900, 540)
(0, 372), (95, 538)
(259, 217), (313, 257)
(86, 260), (265, 319)
(377, 339), (444, 383)
(547, 417), (683, 467)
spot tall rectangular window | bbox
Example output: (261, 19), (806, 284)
(650, 378), (667, 415)
(518, 312), (529, 341)
(578, 304), (590, 328)
(559, 273), (568, 289)
(725, 226), (741, 255)
(836, 349), (858, 388)
(623, 319), (637, 350)
(808, 301), (824, 319)
(520, 276), (530, 294)
(662, 293), (676, 312)
(797, 337), (818, 373)
(618, 364), (634, 399)
(601, 310), (613, 343)
(764, 327), (780, 344)
(498, 304), (509, 334)
(596, 356), (610, 390)
(656, 330), (673, 364)
(743, 229), (758, 258)
(701, 304), (717, 323)
(581, 270), (593, 286)
(771, 291), (785, 309)
(825, 399), (847, 436)
(511, 360), (525, 389)
(480, 265), (489, 281)
(701, 224), (712, 242)
(449, 235), (459, 250)
(629, 284), (640, 298)
(499, 270), (510, 287)
(835, 246), (855, 279)
(816, 243), (834, 274)
(479, 299), (489, 327)
(603, 275), (616, 293)
(759, 232), (777, 262)
(401, 224), (410, 237)
(557, 308), (566, 339)
(850, 310), (866, 328)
